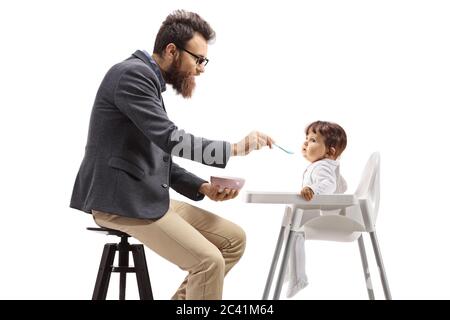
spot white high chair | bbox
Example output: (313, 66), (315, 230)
(246, 152), (391, 300)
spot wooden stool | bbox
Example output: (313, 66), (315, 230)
(88, 227), (153, 300)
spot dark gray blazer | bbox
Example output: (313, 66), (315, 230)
(70, 50), (231, 219)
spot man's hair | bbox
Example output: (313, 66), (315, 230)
(305, 121), (347, 158)
(153, 10), (215, 55)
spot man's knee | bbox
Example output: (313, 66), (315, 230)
(231, 225), (246, 257)
(236, 225), (246, 248)
(204, 249), (226, 274)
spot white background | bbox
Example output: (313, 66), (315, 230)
(0, 0), (449, 300)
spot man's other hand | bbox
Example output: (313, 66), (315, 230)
(199, 183), (239, 201)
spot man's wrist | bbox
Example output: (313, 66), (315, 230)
(231, 143), (237, 156)
(199, 182), (209, 195)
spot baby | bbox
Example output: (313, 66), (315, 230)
(286, 120), (348, 298)
(300, 120), (348, 199)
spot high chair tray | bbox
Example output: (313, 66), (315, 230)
(245, 191), (357, 210)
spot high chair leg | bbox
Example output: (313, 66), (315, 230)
(358, 235), (375, 300)
(263, 226), (286, 300)
(273, 229), (296, 300)
(369, 231), (392, 300)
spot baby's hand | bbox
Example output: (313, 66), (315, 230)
(300, 187), (314, 201)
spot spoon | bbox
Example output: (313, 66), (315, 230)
(273, 143), (294, 154)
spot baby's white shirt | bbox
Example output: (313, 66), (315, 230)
(302, 159), (347, 194)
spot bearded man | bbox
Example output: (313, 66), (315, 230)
(70, 10), (273, 300)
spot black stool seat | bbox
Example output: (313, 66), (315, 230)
(87, 227), (131, 237)
(88, 227), (153, 300)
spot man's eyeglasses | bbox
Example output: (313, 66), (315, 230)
(178, 47), (209, 67)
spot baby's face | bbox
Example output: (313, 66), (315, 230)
(302, 130), (328, 162)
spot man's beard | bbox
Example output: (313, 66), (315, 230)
(162, 57), (196, 98)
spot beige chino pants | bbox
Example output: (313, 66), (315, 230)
(92, 199), (246, 300)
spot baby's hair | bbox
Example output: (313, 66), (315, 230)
(305, 121), (347, 158)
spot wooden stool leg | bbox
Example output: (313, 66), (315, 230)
(131, 245), (153, 300)
(92, 243), (116, 300)
(118, 239), (130, 300)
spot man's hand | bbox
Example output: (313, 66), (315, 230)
(231, 131), (274, 156)
(300, 186), (314, 201)
(199, 183), (239, 201)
